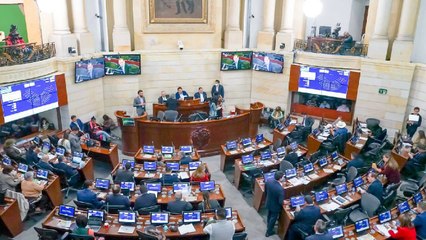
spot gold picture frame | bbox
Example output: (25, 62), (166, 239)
(149, 0), (208, 24)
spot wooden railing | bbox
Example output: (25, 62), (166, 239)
(0, 42), (56, 67)
(294, 38), (368, 56)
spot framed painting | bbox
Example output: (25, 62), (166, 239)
(149, 0), (208, 24)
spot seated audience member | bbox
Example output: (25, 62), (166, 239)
(167, 191), (192, 213)
(402, 144), (426, 178)
(414, 201), (426, 239)
(134, 185), (157, 210)
(198, 191), (220, 212)
(336, 102), (350, 112)
(180, 155), (192, 165)
(413, 130), (426, 149)
(269, 106), (284, 128)
(346, 152), (365, 170)
(209, 95), (223, 118)
(359, 171), (383, 203)
(175, 87), (189, 100)
(25, 145), (40, 165)
(105, 184), (130, 210)
(114, 162), (134, 184)
(21, 171), (49, 212)
(281, 146), (298, 168)
(371, 152), (400, 185)
(0, 165), (21, 192)
(73, 214), (96, 237)
(53, 155), (79, 185)
(190, 164), (209, 182)
(77, 180), (104, 209)
(203, 208), (235, 240)
(166, 96), (179, 111)
(158, 91), (168, 104)
(287, 195), (322, 239)
(194, 87), (208, 103)
(58, 131), (72, 154)
(69, 127), (82, 153)
(319, 100), (331, 109)
(39, 118), (50, 131)
(3, 138), (26, 162)
(161, 166), (180, 185)
(306, 97), (317, 107)
(331, 121), (348, 137)
(306, 219), (333, 240)
(89, 116), (111, 141)
(388, 213), (416, 239)
(38, 154), (55, 172)
(102, 114), (117, 134)
(69, 115), (84, 132)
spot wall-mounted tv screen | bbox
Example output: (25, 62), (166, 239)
(220, 51), (252, 71)
(104, 54), (141, 76)
(298, 65), (350, 99)
(75, 58), (105, 83)
(0, 76), (58, 122)
(252, 52), (284, 73)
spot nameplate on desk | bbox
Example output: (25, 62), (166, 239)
(355, 143), (364, 148)
(323, 168), (334, 174)
(287, 178), (303, 186)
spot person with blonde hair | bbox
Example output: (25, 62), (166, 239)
(388, 213), (416, 239)
(414, 130), (426, 149)
(190, 164), (209, 182)
(372, 152), (400, 185)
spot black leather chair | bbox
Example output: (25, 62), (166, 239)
(347, 193), (381, 224)
(136, 229), (160, 240)
(241, 168), (263, 197)
(136, 205), (160, 215)
(232, 232), (248, 240)
(62, 172), (81, 198)
(34, 227), (67, 240)
(106, 204), (129, 214)
(67, 234), (94, 240)
(73, 200), (95, 211)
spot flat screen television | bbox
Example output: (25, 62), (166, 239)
(252, 52), (284, 73)
(220, 51), (252, 71)
(75, 58), (105, 83)
(104, 54), (141, 75)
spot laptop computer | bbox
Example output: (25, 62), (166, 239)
(150, 212), (169, 225)
(87, 210), (104, 232)
(173, 182), (190, 193)
(2, 158), (11, 165)
(315, 190), (329, 204)
(182, 210), (202, 224)
(56, 147), (65, 156)
(260, 150), (272, 161)
(355, 218), (370, 236)
(36, 169), (49, 180)
(118, 211), (136, 234)
(226, 141), (237, 151)
(263, 172), (275, 182)
(290, 196), (305, 208)
(18, 163), (29, 173)
(398, 201), (410, 214)
(120, 182), (135, 196)
(95, 178), (110, 190)
(188, 161), (202, 171)
(180, 146), (193, 155)
(58, 205), (75, 219)
(200, 181), (215, 192)
(285, 168), (297, 179)
(146, 183), (162, 196)
(378, 211), (392, 224)
(100, 140), (110, 149)
(241, 154), (254, 165)
(276, 147), (286, 158)
(255, 134), (264, 144)
(328, 225), (344, 239)
(161, 146), (174, 158)
(143, 145), (155, 155)
(143, 161), (157, 172)
(166, 162), (180, 172)
(42, 142), (51, 154)
(241, 138), (252, 148)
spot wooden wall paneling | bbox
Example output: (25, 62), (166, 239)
(55, 73), (68, 106)
(347, 71), (360, 101)
(289, 64), (301, 92)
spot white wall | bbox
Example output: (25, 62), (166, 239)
(412, 0), (426, 64)
(85, 0), (106, 52)
(348, 0), (367, 41)
(247, 0), (263, 48)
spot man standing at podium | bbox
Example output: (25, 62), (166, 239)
(211, 80), (224, 98)
(133, 90), (146, 116)
(194, 87), (207, 103)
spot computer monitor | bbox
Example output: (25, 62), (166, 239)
(182, 211), (202, 223)
(264, 172), (275, 182)
(146, 183), (162, 192)
(73, 151), (84, 159)
(56, 147), (65, 156)
(276, 147), (286, 158)
(120, 182), (135, 192)
(256, 134), (264, 143)
(188, 161), (202, 171)
(285, 168), (297, 179)
(261, 150), (272, 160)
(18, 163), (28, 173)
(241, 154), (254, 165)
(241, 138), (252, 148)
(312, 128), (320, 136)
(328, 225), (344, 239)
(2, 158), (11, 165)
(319, 26), (332, 36)
(200, 181), (215, 191)
(284, 118), (291, 126)
(315, 190), (329, 203)
(143, 161), (157, 171)
(180, 145), (193, 154)
(36, 169), (49, 180)
(118, 211), (136, 225)
(58, 205), (75, 218)
(355, 218), (370, 234)
(161, 146), (174, 155)
(166, 162), (180, 172)
(331, 151), (339, 160)
(173, 182), (190, 192)
(303, 163), (314, 174)
(398, 201), (410, 214)
(226, 141), (237, 150)
(378, 211), (392, 224)
(42, 142), (50, 154)
(290, 196), (305, 208)
(122, 159), (135, 169)
(33, 136), (41, 145)
(88, 209), (104, 220)
(353, 177), (364, 188)
(72, 152), (83, 163)
(318, 157), (328, 167)
(335, 183), (348, 196)
(143, 145), (155, 154)
(100, 140), (110, 149)
(414, 192), (423, 205)
(95, 178), (110, 190)
(215, 207), (232, 219)
(150, 212), (169, 225)
(350, 135), (358, 144)
(290, 142), (298, 151)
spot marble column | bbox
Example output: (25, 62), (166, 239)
(275, 0), (296, 50)
(257, 0), (276, 50)
(367, 0), (393, 60)
(71, 0), (94, 54)
(224, 0), (243, 49)
(113, 0), (131, 51)
(49, 0), (78, 57)
(391, 0), (420, 62)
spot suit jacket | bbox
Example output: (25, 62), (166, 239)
(166, 98), (179, 111)
(161, 174), (180, 185)
(414, 212), (426, 238)
(25, 149), (39, 165)
(293, 205), (322, 232)
(69, 119), (84, 131)
(265, 180), (285, 212)
(367, 179), (384, 203)
(194, 92), (208, 102)
(134, 193), (157, 210)
(211, 85), (224, 98)
(38, 161), (55, 172)
(114, 169), (134, 184)
(180, 156), (192, 165)
(306, 233), (333, 240)
(158, 96), (168, 104)
(77, 188), (104, 209)
(175, 91), (189, 100)
(167, 200), (193, 213)
(0, 172), (20, 192)
(4, 146), (24, 162)
(133, 96), (146, 116)
(106, 194), (130, 209)
(54, 162), (78, 178)
(69, 132), (82, 153)
(284, 152), (298, 167)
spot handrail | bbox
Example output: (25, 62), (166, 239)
(0, 42), (56, 67)
(294, 38), (368, 56)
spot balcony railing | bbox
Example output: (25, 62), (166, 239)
(0, 42), (56, 67)
(294, 38), (368, 56)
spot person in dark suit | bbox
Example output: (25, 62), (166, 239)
(53, 156), (79, 185)
(360, 171), (383, 203)
(69, 115), (84, 132)
(105, 184), (130, 210)
(265, 171), (285, 237)
(407, 107), (423, 138)
(404, 144), (426, 178)
(134, 185), (157, 210)
(414, 201), (426, 239)
(38, 154), (55, 172)
(114, 162), (134, 184)
(346, 152), (365, 170)
(166, 96), (179, 111)
(161, 166), (180, 185)
(167, 191), (192, 213)
(25, 145), (40, 165)
(175, 87), (189, 100)
(282, 146), (298, 167)
(77, 180), (104, 209)
(133, 90), (146, 116)
(287, 195), (322, 239)
(306, 219), (333, 240)
(194, 87), (208, 103)
(158, 91), (168, 104)
(211, 80), (224, 98)
(180, 155), (192, 165)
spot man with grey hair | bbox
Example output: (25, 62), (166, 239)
(37, 154), (54, 172)
(167, 191), (192, 213)
(158, 91), (168, 104)
(21, 171), (49, 212)
(306, 219), (333, 240)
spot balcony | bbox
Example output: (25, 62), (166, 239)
(0, 42), (56, 67)
(294, 38), (368, 57)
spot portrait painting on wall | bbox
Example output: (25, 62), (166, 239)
(149, 0), (208, 23)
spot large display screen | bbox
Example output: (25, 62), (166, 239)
(75, 58), (105, 83)
(220, 51), (252, 71)
(0, 76), (58, 122)
(252, 52), (284, 73)
(298, 65), (350, 99)
(104, 54), (141, 75)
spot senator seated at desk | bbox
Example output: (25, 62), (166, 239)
(134, 184), (157, 211)
(359, 171), (383, 203)
(77, 180), (105, 209)
(175, 86), (189, 100)
(21, 171), (49, 213)
(203, 207), (235, 240)
(0, 165), (22, 192)
(158, 90), (169, 104)
(160, 166), (180, 185)
(105, 184), (130, 210)
(286, 195), (322, 239)
(167, 191), (193, 213)
(114, 162), (134, 184)
(198, 191), (221, 212)
(414, 201), (426, 239)
(194, 87), (208, 103)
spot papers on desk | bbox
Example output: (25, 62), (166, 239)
(143, 154), (154, 159)
(333, 165), (342, 171)
(185, 195), (197, 202)
(290, 120), (297, 125)
(317, 136), (328, 141)
(134, 173), (140, 178)
(48, 154), (56, 161)
(376, 224), (391, 237)
(281, 130), (290, 135)
(229, 150), (238, 155)
(301, 177), (310, 185)
(118, 226), (135, 234)
(360, 123), (367, 128)
(320, 132), (330, 137)
(307, 173), (319, 179)
(258, 144), (266, 148)
(245, 147), (254, 152)
(361, 128), (371, 134)
(357, 234), (376, 240)
(359, 136), (368, 141)
(287, 178), (303, 186)
(355, 143), (364, 148)
(323, 168), (334, 174)
(178, 172), (189, 179)
(295, 150), (303, 157)
(178, 224), (196, 235)
(319, 202), (340, 212)
(57, 220), (72, 228)
(97, 192), (107, 199)
(262, 160), (275, 167)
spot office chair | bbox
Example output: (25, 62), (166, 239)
(67, 234), (94, 240)
(136, 229), (161, 240)
(295, 226), (310, 240)
(279, 160), (294, 172)
(382, 189), (397, 210)
(73, 200), (95, 211)
(366, 118), (380, 130)
(34, 227), (67, 240)
(273, 138), (282, 151)
(26, 195), (43, 221)
(232, 232), (248, 240)
(136, 205), (160, 215)
(62, 172), (81, 198)
(347, 193), (381, 224)
(241, 168), (263, 197)
(106, 204), (129, 214)
(309, 151), (324, 164)
(319, 141), (336, 155)
(164, 110), (179, 122)
(400, 174), (426, 198)
(325, 208), (352, 226)
(328, 166), (357, 188)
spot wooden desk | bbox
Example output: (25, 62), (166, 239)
(392, 148), (409, 170)
(219, 138), (273, 172)
(291, 103), (353, 123)
(235, 102), (264, 138)
(234, 157), (281, 189)
(115, 111), (148, 156)
(44, 174), (63, 206)
(0, 198), (23, 237)
(307, 135), (323, 155)
(343, 133), (369, 159)
(77, 157), (94, 181)
(153, 99), (210, 119)
(134, 148), (200, 163)
(81, 143), (119, 168)
(272, 125), (296, 144)
(43, 207), (245, 239)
